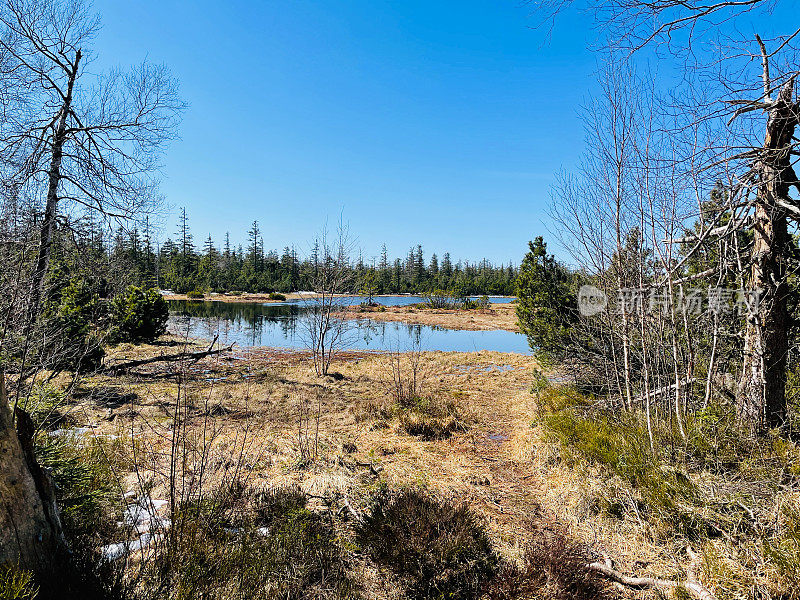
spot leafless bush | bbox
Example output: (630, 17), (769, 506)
(387, 337), (426, 407)
(301, 222), (355, 376)
(295, 390), (322, 467)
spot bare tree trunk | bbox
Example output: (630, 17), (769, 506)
(738, 79), (797, 433)
(0, 373), (63, 571)
(26, 49), (81, 325)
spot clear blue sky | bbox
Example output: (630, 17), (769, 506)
(92, 1), (596, 265)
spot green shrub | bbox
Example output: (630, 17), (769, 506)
(422, 289), (457, 309)
(357, 489), (498, 600)
(18, 384), (69, 431)
(268, 292), (286, 301)
(186, 290), (205, 299)
(40, 278), (105, 372)
(463, 296), (490, 310)
(515, 237), (576, 358)
(34, 433), (123, 543)
(107, 286), (169, 344)
(19, 384), (122, 543)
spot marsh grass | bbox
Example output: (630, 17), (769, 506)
(764, 499), (800, 595)
(399, 396), (467, 441)
(537, 384), (800, 596)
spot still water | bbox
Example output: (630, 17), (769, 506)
(167, 296), (530, 354)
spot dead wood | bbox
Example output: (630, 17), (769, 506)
(588, 547), (718, 600)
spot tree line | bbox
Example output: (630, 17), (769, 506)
(106, 208), (518, 296)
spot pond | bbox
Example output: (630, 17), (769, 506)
(167, 296), (530, 354)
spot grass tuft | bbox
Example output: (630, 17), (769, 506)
(0, 567), (38, 600)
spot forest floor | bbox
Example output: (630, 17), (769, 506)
(44, 338), (731, 599)
(343, 302), (520, 332)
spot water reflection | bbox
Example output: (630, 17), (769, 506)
(168, 298), (529, 354)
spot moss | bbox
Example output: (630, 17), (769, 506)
(0, 568), (37, 600)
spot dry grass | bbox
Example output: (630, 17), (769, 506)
(343, 302), (520, 332)
(162, 292), (311, 303)
(40, 339), (798, 598)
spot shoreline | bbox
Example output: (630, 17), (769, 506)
(164, 293), (520, 333)
(162, 292), (516, 304)
(342, 302), (520, 333)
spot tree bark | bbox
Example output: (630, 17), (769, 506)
(739, 79), (798, 433)
(0, 373), (64, 571)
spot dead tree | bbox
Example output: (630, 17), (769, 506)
(738, 76), (798, 432)
(0, 0), (183, 324)
(0, 373), (64, 570)
(539, 0), (800, 433)
(589, 547), (718, 600)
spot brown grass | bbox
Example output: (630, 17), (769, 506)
(343, 302), (520, 332)
(46, 339), (784, 598)
(161, 292), (305, 303)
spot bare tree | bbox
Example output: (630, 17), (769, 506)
(0, 0), (183, 573)
(0, 0), (183, 325)
(302, 223), (356, 376)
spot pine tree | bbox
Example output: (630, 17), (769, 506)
(247, 220), (262, 272)
(176, 207), (195, 281)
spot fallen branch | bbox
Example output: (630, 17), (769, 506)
(633, 377), (696, 404)
(102, 340), (233, 374)
(588, 547), (717, 600)
(337, 455), (384, 476)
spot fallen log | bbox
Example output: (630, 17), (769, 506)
(588, 547), (717, 600)
(102, 340), (233, 374)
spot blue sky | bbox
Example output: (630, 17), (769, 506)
(92, 1), (597, 265)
